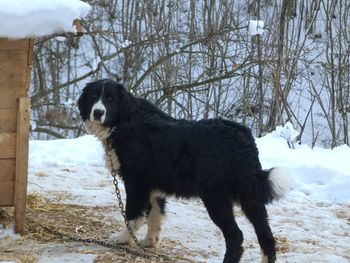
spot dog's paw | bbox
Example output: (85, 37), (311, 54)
(109, 232), (132, 245)
(139, 236), (160, 248)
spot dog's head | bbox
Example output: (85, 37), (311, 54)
(77, 79), (135, 138)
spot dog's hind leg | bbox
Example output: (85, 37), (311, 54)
(202, 197), (244, 263)
(241, 202), (276, 263)
(141, 194), (166, 247)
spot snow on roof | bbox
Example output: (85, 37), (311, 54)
(0, 0), (91, 39)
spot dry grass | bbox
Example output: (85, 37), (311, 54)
(332, 205), (350, 224)
(18, 246), (38, 263)
(0, 207), (13, 228)
(1, 194), (196, 262)
(25, 194), (122, 242)
(276, 235), (289, 253)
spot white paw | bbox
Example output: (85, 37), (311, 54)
(261, 252), (268, 263)
(139, 236), (160, 247)
(109, 232), (131, 244)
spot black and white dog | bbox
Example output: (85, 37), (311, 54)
(77, 79), (290, 263)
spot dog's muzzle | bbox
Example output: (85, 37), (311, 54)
(93, 109), (105, 121)
(90, 99), (107, 123)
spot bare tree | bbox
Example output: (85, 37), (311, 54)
(29, 0), (349, 148)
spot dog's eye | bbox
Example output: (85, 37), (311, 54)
(92, 94), (98, 99)
(107, 96), (113, 101)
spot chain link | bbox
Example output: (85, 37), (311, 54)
(40, 224), (165, 261)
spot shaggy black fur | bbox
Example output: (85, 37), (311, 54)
(78, 79), (285, 263)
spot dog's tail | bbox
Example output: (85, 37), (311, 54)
(243, 168), (292, 204)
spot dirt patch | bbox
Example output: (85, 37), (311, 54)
(276, 235), (289, 253)
(331, 205), (350, 224)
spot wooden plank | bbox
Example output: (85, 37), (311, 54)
(0, 99), (18, 109)
(0, 50), (31, 109)
(0, 181), (15, 206)
(0, 51), (28, 66)
(0, 159), (15, 182)
(0, 109), (16, 132)
(14, 97), (31, 235)
(0, 58), (27, 106)
(0, 84), (27, 109)
(0, 133), (16, 158)
(0, 75), (27, 90)
(0, 51), (28, 86)
(0, 38), (31, 51)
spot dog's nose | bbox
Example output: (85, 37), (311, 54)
(93, 109), (105, 120)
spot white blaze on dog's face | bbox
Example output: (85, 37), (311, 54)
(90, 98), (107, 123)
(85, 96), (110, 140)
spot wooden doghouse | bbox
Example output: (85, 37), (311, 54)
(0, 18), (84, 235)
(0, 38), (33, 234)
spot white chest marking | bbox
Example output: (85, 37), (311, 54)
(84, 120), (111, 140)
(83, 120), (121, 172)
(104, 148), (121, 173)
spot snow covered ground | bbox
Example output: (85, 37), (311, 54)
(1, 125), (350, 262)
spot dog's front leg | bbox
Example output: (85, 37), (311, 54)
(110, 186), (149, 245)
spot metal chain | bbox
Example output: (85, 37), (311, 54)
(40, 224), (159, 260)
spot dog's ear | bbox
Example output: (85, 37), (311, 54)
(116, 83), (136, 120)
(77, 83), (91, 120)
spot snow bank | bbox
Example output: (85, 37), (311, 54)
(29, 130), (350, 205)
(29, 136), (110, 206)
(0, 0), (91, 38)
(257, 130), (350, 176)
(257, 126), (350, 204)
(30, 135), (104, 166)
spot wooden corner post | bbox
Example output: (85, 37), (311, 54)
(14, 97), (31, 234)
(0, 37), (33, 234)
